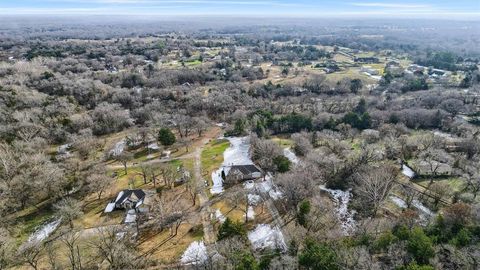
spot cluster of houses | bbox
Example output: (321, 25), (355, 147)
(405, 64), (451, 81)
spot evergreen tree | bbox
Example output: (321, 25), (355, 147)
(158, 128), (176, 146)
(299, 240), (339, 270)
(407, 227), (434, 265)
(217, 218), (246, 240)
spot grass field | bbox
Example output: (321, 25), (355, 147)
(139, 223), (204, 264)
(13, 207), (55, 243)
(201, 139), (229, 178)
(417, 178), (465, 193)
(271, 136), (293, 148)
(184, 59), (202, 67)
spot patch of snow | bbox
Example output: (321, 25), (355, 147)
(211, 137), (253, 194)
(147, 143), (160, 150)
(215, 209), (226, 223)
(248, 194), (262, 205)
(258, 174), (283, 200)
(58, 144), (71, 154)
(110, 140), (126, 157)
(181, 241), (208, 265)
(412, 199), (434, 218)
(402, 164), (415, 179)
(246, 206), (255, 220)
(433, 131), (454, 139)
(390, 196), (407, 208)
(248, 224), (286, 251)
(28, 218), (62, 243)
(320, 186), (356, 235)
(124, 209), (136, 223)
(223, 137), (254, 165)
(243, 180), (255, 189)
(390, 196), (434, 222)
(283, 148), (299, 164)
(211, 171), (224, 194)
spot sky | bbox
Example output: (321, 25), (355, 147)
(0, 0), (478, 18)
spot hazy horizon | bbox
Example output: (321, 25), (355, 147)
(1, 0), (479, 19)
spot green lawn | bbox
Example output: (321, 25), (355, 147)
(201, 139), (229, 178)
(417, 178), (466, 193)
(271, 137), (293, 148)
(14, 207), (55, 243)
(170, 158), (194, 173)
(185, 59), (202, 66)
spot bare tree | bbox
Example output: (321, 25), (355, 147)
(291, 132), (313, 156)
(250, 135), (283, 173)
(353, 164), (398, 217)
(159, 163), (178, 188)
(399, 183), (418, 209)
(149, 193), (189, 236)
(115, 152), (134, 175)
(54, 198), (83, 229)
(276, 169), (314, 217)
(137, 163), (153, 185)
(194, 116), (209, 137)
(0, 228), (14, 269)
(428, 182), (451, 207)
(418, 149), (448, 185)
(17, 242), (44, 270)
(90, 227), (145, 270)
(45, 242), (61, 270)
(225, 188), (251, 223)
(61, 232), (83, 270)
(86, 173), (113, 200)
(185, 174), (199, 206)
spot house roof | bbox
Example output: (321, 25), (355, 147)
(115, 189), (146, 204)
(228, 165), (261, 176)
(104, 202), (116, 213)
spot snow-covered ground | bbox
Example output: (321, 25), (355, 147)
(412, 199), (434, 218)
(181, 241), (208, 265)
(283, 147), (299, 165)
(110, 140), (126, 157)
(320, 186), (356, 235)
(248, 194), (262, 205)
(215, 209), (226, 223)
(147, 142), (160, 151)
(211, 137), (253, 194)
(58, 143), (71, 155)
(246, 206), (255, 220)
(402, 164), (416, 178)
(389, 196), (434, 222)
(243, 180), (255, 189)
(433, 131), (454, 139)
(390, 195), (408, 208)
(124, 209), (136, 223)
(248, 224), (287, 251)
(28, 218), (62, 243)
(258, 174), (283, 200)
